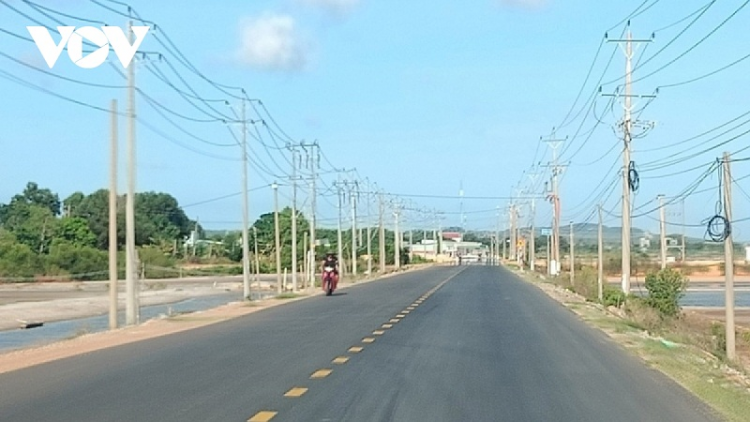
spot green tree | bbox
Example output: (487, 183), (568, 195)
(0, 230), (42, 279)
(251, 207), (309, 270)
(45, 241), (107, 280)
(55, 217), (97, 248)
(8, 182), (61, 216)
(0, 202), (57, 253)
(69, 190), (195, 249)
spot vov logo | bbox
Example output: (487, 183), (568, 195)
(27, 26), (150, 69)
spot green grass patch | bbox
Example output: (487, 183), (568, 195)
(275, 293), (304, 300)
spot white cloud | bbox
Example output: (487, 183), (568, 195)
(498, 0), (547, 10)
(298, 0), (360, 16)
(234, 13), (309, 71)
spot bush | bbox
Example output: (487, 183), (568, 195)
(644, 268), (688, 318)
(570, 267), (598, 302)
(0, 238), (42, 280)
(624, 296), (665, 333)
(45, 241), (108, 280)
(602, 286), (627, 308)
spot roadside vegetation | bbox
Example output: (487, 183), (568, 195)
(0, 182), (413, 282)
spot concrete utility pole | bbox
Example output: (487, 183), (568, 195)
(502, 210), (507, 261)
(542, 135), (566, 276)
(108, 99), (118, 330)
(569, 221), (575, 284)
(530, 199), (536, 271)
(289, 145), (299, 292)
(606, 25), (654, 294)
(308, 142), (318, 288)
(302, 231), (308, 285)
(273, 182), (282, 294)
(722, 152), (736, 360)
(366, 181), (373, 275)
(659, 194), (667, 270)
(349, 179), (358, 276)
(379, 192), (386, 273)
(336, 177), (345, 277)
(509, 204), (517, 260)
(495, 206), (501, 265)
(125, 21), (138, 326)
(598, 204), (604, 302)
(394, 204), (401, 269)
(240, 99), (251, 300)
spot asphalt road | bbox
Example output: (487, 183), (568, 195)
(0, 266), (722, 422)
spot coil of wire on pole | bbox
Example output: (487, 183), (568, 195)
(706, 159), (730, 242)
(706, 214), (731, 242)
(628, 161), (640, 192)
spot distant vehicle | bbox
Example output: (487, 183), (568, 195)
(461, 254), (479, 263)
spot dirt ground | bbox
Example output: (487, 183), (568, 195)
(0, 265), (430, 374)
(0, 279), (246, 331)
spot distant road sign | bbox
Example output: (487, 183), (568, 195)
(541, 228), (552, 236)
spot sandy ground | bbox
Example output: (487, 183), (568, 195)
(0, 283), (247, 333)
(0, 265), (432, 374)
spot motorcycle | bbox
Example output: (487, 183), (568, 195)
(322, 266), (338, 296)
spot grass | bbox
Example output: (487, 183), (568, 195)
(518, 270), (750, 422)
(274, 293), (304, 300)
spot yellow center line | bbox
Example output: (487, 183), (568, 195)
(332, 356), (350, 364)
(310, 369), (332, 379)
(349, 346), (364, 353)
(373, 330), (385, 335)
(284, 387), (308, 397)
(362, 337), (376, 343)
(248, 411), (277, 422)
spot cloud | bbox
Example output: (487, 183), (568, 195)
(298, 0), (360, 16)
(497, 0), (547, 10)
(234, 13), (309, 71)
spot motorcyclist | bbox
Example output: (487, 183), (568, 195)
(321, 252), (339, 279)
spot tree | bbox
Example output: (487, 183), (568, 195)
(0, 230), (42, 279)
(11, 182), (61, 216)
(55, 217), (96, 248)
(250, 207), (309, 270)
(0, 202), (57, 253)
(63, 191), (85, 215)
(70, 190), (195, 249)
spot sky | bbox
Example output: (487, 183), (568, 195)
(1, 0), (750, 242)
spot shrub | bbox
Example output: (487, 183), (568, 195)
(602, 286), (627, 308)
(644, 268), (688, 318)
(45, 241), (108, 280)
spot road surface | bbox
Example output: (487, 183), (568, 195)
(0, 266), (721, 422)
